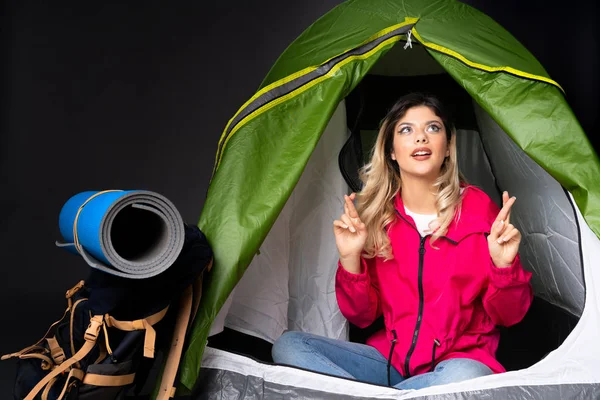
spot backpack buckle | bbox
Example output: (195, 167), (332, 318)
(84, 316), (104, 342)
(65, 280), (85, 299)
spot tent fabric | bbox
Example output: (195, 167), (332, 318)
(196, 367), (600, 400)
(472, 102), (584, 317)
(213, 22), (414, 173)
(259, 1), (557, 88)
(181, 0), (600, 394)
(217, 103), (350, 343)
(197, 366), (600, 400)
(367, 42), (446, 77)
(454, 129), (501, 205)
(426, 50), (600, 241)
(183, 33), (393, 387)
(195, 345), (600, 400)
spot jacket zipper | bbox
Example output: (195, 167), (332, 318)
(431, 338), (441, 372)
(403, 235), (426, 378)
(393, 209), (425, 378)
(387, 329), (397, 386)
(392, 209), (456, 378)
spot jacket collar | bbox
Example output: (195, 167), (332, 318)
(393, 186), (493, 244)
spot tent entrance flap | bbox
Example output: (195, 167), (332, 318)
(211, 102), (351, 344)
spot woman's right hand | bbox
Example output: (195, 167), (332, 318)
(333, 193), (368, 263)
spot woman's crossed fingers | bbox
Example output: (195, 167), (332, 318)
(488, 191), (521, 268)
(334, 193), (365, 234)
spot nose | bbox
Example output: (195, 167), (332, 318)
(414, 129), (428, 144)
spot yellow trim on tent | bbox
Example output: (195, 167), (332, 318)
(215, 34), (404, 169)
(213, 17), (419, 170)
(410, 28), (564, 92)
(213, 16), (563, 173)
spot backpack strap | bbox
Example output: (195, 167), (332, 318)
(1, 280), (86, 364)
(69, 297), (88, 367)
(46, 336), (66, 365)
(24, 315), (104, 400)
(18, 352), (54, 370)
(102, 322), (115, 357)
(94, 336), (108, 364)
(1, 345), (48, 362)
(156, 258), (212, 400)
(2, 309), (70, 362)
(70, 190), (122, 255)
(191, 258), (213, 325)
(82, 371), (136, 386)
(65, 280), (85, 306)
(41, 377), (58, 400)
(156, 285), (194, 400)
(105, 306), (169, 358)
(56, 368), (85, 400)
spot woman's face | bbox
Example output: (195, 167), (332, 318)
(391, 105), (449, 180)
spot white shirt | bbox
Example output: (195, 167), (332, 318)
(404, 207), (437, 237)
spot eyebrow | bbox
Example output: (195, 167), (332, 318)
(398, 120), (442, 126)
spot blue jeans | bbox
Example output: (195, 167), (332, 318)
(271, 331), (493, 390)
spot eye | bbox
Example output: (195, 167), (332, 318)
(399, 126), (411, 134)
(427, 124), (442, 133)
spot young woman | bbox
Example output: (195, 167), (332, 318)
(272, 93), (533, 390)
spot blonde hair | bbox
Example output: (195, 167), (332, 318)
(356, 93), (466, 260)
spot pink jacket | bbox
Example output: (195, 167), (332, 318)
(335, 186), (533, 377)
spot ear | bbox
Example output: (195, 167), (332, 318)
(446, 149), (450, 157)
(391, 152), (396, 160)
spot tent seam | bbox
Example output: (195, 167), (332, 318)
(211, 18), (419, 177)
(410, 28), (564, 92)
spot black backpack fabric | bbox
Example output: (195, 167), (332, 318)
(3, 224), (213, 400)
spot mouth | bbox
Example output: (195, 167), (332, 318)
(411, 147), (432, 159)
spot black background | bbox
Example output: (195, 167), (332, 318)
(1, 0), (598, 395)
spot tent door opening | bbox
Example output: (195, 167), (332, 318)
(207, 39), (584, 379)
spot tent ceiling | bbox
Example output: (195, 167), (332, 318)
(368, 41), (445, 77)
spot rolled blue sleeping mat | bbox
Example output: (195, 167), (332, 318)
(56, 190), (185, 279)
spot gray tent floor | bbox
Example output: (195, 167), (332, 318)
(207, 295), (578, 377)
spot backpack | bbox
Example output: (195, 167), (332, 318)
(2, 224), (212, 400)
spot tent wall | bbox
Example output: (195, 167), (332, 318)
(473, 103), (585, 317)
(454, 129), (501, 205)
(210, 102), (350, 342)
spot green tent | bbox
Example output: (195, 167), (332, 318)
(180, 0), (600, 398)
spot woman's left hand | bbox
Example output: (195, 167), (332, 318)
(487, 192), (521, 268)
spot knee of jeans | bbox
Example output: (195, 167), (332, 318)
(272, 331), (306, 363)
(437, 358), (493, 380)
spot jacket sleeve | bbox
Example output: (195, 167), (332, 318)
(335, 257), (382, 328)
(482, 254), (533, 327)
